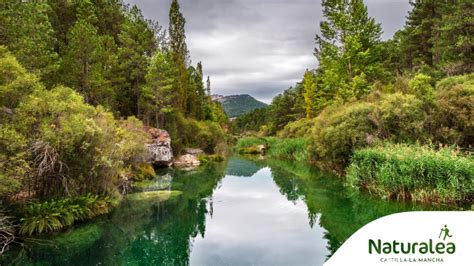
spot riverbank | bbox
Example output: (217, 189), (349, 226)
(236, 137), (474, 205)
(1, 156), (455, 264)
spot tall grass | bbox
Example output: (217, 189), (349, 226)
(236, 137), (308, 161)
(267, 138), (309, 161)
(346, 143), (474, 203)
(19, 194), (119, 235)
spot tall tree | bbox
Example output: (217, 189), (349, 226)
(0, 1), (59, 84)
(303, 70), (317, 118)
(113, 5), (157, 116)
(206, 76), (211, 96)
(141, 51), (175, 127)
(61, 1), (111, 106)
(315, 0), (383, 100)
(169, 0), (190, 114)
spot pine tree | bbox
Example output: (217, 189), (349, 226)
(169, 0), (190, 114)
(141, 51), (175, 127)
(114, 5), (157, 116)
(0, 1), (59, 84)
(206, 76), (211, 96)
(61, 2), (111, 106)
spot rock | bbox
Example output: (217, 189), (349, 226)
(173, 154), (200, 168)
(256, 144), (266, 155)
(145, 128), (173, 166)
(183, 148), (204, 156)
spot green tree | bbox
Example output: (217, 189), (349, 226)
(303, 70), (317, 118)
(114, 5), (157, 117)
(141, 51), (175, 128)
(0, 1), (59, 84)
(169, 0), (190, 113)
(315, 0), (383, 101)
(61, 18), (112, 106)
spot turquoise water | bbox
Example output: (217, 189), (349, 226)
(5, 156), (447, 265)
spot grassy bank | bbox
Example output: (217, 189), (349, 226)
(346, 144), (473, 203)
(236, 137), (308, 161)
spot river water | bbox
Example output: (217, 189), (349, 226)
(5, 156), (446, 265)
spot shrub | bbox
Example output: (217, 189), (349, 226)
(164, 112), (227, 154)
(10, 86), (147, 198)
(308, 102), (379, 168)
(346, 143), (474, 203)
(378, 93), (427, 142)
(278, 118), (316, 138)
(408, 73), (435, 103)
(308, 93), (429, 171)
(430, 75), (474, 147)
(435, 73), (474, 92)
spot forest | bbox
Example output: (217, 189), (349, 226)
(234, 0), (473, 203)
(0, 0), (228, 253)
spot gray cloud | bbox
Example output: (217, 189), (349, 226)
(125, 0), (411, 103)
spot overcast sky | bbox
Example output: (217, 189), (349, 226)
(125, 0), (411, 103)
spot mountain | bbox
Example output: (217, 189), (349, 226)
(212, 94), (267, 118)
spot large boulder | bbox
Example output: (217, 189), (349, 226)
(173, 154), (200, 168)
(146, 128), (173, 166)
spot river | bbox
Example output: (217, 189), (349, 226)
(5, 156), (447, 265)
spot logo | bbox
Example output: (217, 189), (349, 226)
(368, 225), (456, 255)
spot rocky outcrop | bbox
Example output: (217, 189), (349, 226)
(145, 128), (173, 166)
(173, 154), (200, 168)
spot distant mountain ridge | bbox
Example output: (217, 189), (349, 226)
(212, 94), (267, 118)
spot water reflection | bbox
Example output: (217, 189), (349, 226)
(5, 156), (449, 265)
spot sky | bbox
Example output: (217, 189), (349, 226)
(125, 0), (412, 103)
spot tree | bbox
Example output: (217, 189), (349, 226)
(113, 5), (157, 117)
(315, 0), (383, 101)
(169, 0), (190, 113)
(0, 1), (59, 84)
(141, 51), (175, 128)
(206, 76), (211, 96)
(303, 70), (317, 118)
(61, 18), (111, 106)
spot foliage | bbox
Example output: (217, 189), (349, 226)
(430, 74), (474, 147)
(19, 194), (119, 235)
(278, 118), (316, 139)
(231, 107), (269, 134)
(315, 0), (384, 101)
(303, 71), (317, 118)
(8, 85), (147, 198)
(0, 1), (59, 84)
(164, 112), (227, 155)
(408, 73), (435, 103)
(308, 102), (378, 169)
(266, 138), (309, 162)
(347, 143), (474, 203)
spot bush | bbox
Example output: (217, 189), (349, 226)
(430, 74), (474, 147)
(435, 73), (474, 92)
(346, 143), (474, 203)
(278, 118), (316, 138)
(378, 93), (427, 142)
(7, 86), (147, 198)
(308, 102), (379, 169)
(408, 73), (435, 103)
(19, 194), (119, 235)
(164, 112), (227, 154)
(308, 93), (429, 171)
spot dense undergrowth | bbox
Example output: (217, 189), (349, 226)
(19, 193), (120, 236)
